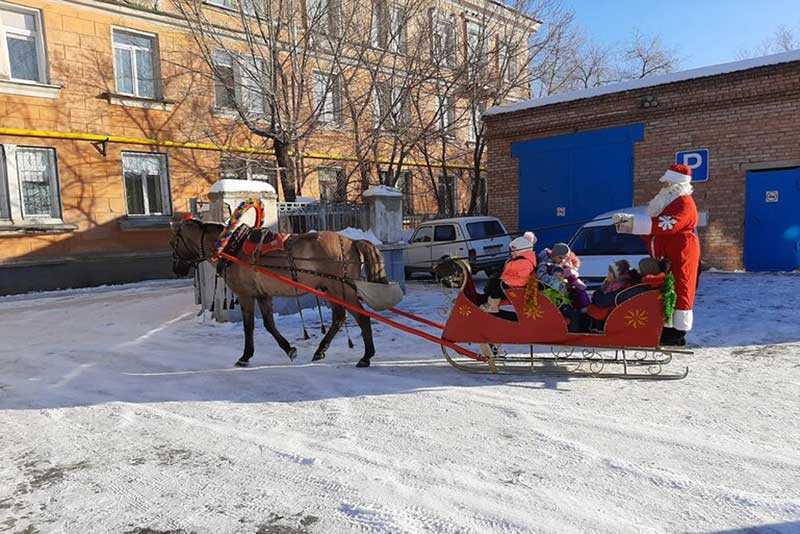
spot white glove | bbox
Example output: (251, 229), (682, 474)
(612, 213), (633, 224)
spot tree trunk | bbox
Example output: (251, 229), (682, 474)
(274, 140), (296, 202)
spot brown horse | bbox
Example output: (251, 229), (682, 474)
(170, 219), (387, 368)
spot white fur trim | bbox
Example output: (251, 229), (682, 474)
(660, 169), (692, 184)
(646, 182), (694, 216)
(631, 215), (652, 235)
(673, 309), (693, 331)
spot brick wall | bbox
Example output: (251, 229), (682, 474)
(485, 61), (800, 270)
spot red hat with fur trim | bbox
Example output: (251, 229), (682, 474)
(660, 164), (692, 184)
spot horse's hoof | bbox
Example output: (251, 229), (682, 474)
(287, 347), (298, 361)
(312, 352), (326, 362)
(235, 359), (249, 367)
(355, 358), (371, 368)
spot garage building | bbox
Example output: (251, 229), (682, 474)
(484, 50), (800, 271)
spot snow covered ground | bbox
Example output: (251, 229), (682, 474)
(1, 273), (799, 534)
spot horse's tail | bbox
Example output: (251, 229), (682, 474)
(354, 240), (388, 284)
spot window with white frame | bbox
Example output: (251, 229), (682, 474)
(0, 3), (47, 83)
(0, 149), (9, 219)
(112, 29), (159, 99)
(435, 94), (455, 135)
(388, 5), (406, 53)
(468, 101), (486, 143)
(122, 152), (171, 216)
(306, 0), (339, 35)
(374, 83), (407, 130)
(499, 41), (518, 83)
(0, 145), (63, 224)
(431, 11), (455, 67)
(437, 173), (456, 216)
(465, 20), (487, 65)
(16, 147), (60, 219)
(220, 156), (278, 191)
(313, 71), (340, 125)
(206, 0), (235, 8)
(212, 49), (268, 117)
(317, 166), (344, 202)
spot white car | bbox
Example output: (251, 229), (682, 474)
(569, 207), (707, 290)
(567, 207), (651, 290)
(404, 216), (512, 277)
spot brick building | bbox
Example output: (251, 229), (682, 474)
(485, 50), (800, 271)
(0, 0), (535, 294)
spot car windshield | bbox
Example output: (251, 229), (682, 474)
(570, 224), (648, 255)
(465, 220), (505, 239)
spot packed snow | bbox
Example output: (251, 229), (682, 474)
(209, 179), (277, 194)
(337, 227), (383, 245)
(1, 273), (799, 534)
(363, 185), (403, 198)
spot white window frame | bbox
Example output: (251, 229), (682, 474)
(0, 1), (48, 84)
(121, 152), (172, 217)
(219, 156), (278, 191)
(313, 70), (339, 125)
(317, 166), (344, 203)
(431, 10), (456, 67)
(111, 27), (160, 99)
(499, 40), (517, 83)
(435, 94), (455, 136)
(388, 4), (406, 54)
(206, 0), (236, 8)
(465, 20), (487, 66)
(0, 144), (63, 225)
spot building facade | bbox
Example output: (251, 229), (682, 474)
(485, 51), (800, 271)
(0, 0), (536, 293)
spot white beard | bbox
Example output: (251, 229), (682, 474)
(646, 182), (694, 216)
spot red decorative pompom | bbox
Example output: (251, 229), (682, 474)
(669, 164), (692, 177)
(182, 213), (193, 221)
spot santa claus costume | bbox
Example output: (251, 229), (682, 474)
(614, 164), (700, 346)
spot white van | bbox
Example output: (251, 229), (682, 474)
(569, 207), (707, 290)
(404, 216), (511, 277)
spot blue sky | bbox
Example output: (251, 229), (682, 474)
(560, 0), (800, 69)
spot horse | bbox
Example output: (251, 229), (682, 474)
(170, 219), (388, 368)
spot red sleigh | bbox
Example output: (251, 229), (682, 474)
(438, 260), (689, 379)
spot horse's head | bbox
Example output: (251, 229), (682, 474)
(170, 218), (210, 277)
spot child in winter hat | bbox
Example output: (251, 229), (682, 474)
(479, 231), (538, 313)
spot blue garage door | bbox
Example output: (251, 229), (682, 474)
(745, 168), (800, 271)
(512, 124), (644, 246)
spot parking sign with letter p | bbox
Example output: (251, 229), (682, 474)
(675, 149), (709, 182)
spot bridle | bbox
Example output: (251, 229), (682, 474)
(172, 219), (214, 268)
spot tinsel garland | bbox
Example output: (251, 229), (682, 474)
(662, 272), (677, 323)
(523, 275), (539, 317)
(542, 287), (571, 308)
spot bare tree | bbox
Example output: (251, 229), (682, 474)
(620, 29), (678, 79)
(738, 24), (799, 58)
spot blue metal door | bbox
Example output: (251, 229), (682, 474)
(745, 168), (800, 271)
(512, 124), (643, 246)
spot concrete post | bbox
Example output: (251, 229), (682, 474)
(363, 185), (407, 292)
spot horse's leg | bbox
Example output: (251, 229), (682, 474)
(257, 296), (297, 361)
(235, 294), (256, 367)
(350, 304), (375, 368)
(312, 304), (346, 362)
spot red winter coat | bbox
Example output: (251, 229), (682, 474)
(500, 250), (537, 288)
(632, 195), (700, 331)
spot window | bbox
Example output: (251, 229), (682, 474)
(466, 21), (486, 65)
(435, 94), (455, 135)
(317, 166), (344, 202)
(374, 84), (407, 130)
(388, 5), (406, 53)
(499, 41), (518, 83)
(0, 3), (47, 83)
(212, 49), (268, 117)
(475, 172), (488, 214)
(122, 152), (171, 216)
(411, 226), (432, 243)
(468, 101), (486, 143)
(431, 11), (455, 67)
(396, 170), (413, 215)
(434, 224), (456, 242)
(0, 149), (9, 219)
(313, 71), (340, 125)
(437, 174), (456, 216)
(206, 0), (235, 7)
(220, 156), (278, 191)
(570, 225), (648, 256)
(112, 29), (159, 99)
(16, 147), (60, 219)
(306, 0), (339, 35)
(466, 219), (504, 240)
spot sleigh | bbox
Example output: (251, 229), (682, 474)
(437, 260), (690, 379)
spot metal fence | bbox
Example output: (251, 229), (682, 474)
(277, 201), (368, 233)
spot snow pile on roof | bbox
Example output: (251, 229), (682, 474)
(486, 49), (800, 116)
(363, 185), (402, 198)
(209, 179), (276, 194)
(337, 227), (382, 245)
